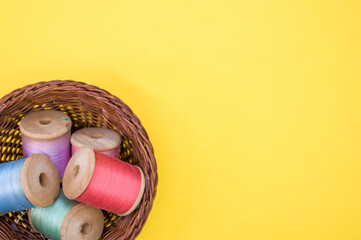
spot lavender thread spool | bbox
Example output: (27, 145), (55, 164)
(20, 110), (72, 179)
(71, 127), (121, 158)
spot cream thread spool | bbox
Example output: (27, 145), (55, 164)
(19, 110), (72, 179)
(71, 127), (121, 158)
(29, 192), (104, 240)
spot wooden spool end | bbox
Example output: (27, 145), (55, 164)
(20, 110), (72, 140)
(22, 154), (60, 208)
(63, 148), (95, 200)
(28, 210), (34, 229)
(61, 203), (104, 240)
(71, 127), (121, 151)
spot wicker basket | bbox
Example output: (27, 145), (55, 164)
(0, 80), (158, 240)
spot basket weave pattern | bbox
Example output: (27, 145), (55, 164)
(0, 80), (158, 240)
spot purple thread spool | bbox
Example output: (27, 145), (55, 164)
(71, 127), (121, 158)
(19, 110), (72, 179)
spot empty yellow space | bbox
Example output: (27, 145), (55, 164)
(0, 1), (361, 239)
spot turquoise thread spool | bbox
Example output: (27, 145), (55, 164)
(29, 190), (104, 240)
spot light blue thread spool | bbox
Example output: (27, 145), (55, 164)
(0, 154), (60, 215)
(0, 159), (33, 213)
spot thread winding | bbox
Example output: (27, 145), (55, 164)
(22, 131), (71, 179)
(30, 191), (77, 240)
(0, 158), (34, 214)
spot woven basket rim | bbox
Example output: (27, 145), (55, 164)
(0, 80), (158, 240)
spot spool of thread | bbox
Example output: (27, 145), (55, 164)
(0, 154), (60, 214)
(20, 110), (72, 179)
(71, 127), (121, 158)
(29, 190), (104, 240)
(63, 148), (145, 216)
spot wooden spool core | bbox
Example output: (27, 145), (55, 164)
(28, 203), (104, 240)
(71, 127), (121, 151)
(63, 148), (145, 216)
(20, 110), (72, 140)
(22, 154), (60, 208)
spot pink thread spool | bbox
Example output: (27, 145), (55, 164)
(71, 128), (121, 158)
(63, 148), (145, 216)
(19, 110), (72, 179)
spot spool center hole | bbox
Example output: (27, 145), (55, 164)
(39, 173), (48, 187)
(91, 133), (103, 139)
(39, 118), (52, 125)
(81, 223), (91, 235)
(73, 165), (80, 178)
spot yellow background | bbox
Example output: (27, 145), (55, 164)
(0, 1), (361, 239)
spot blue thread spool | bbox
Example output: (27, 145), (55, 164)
(0, 154), (60, 215)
